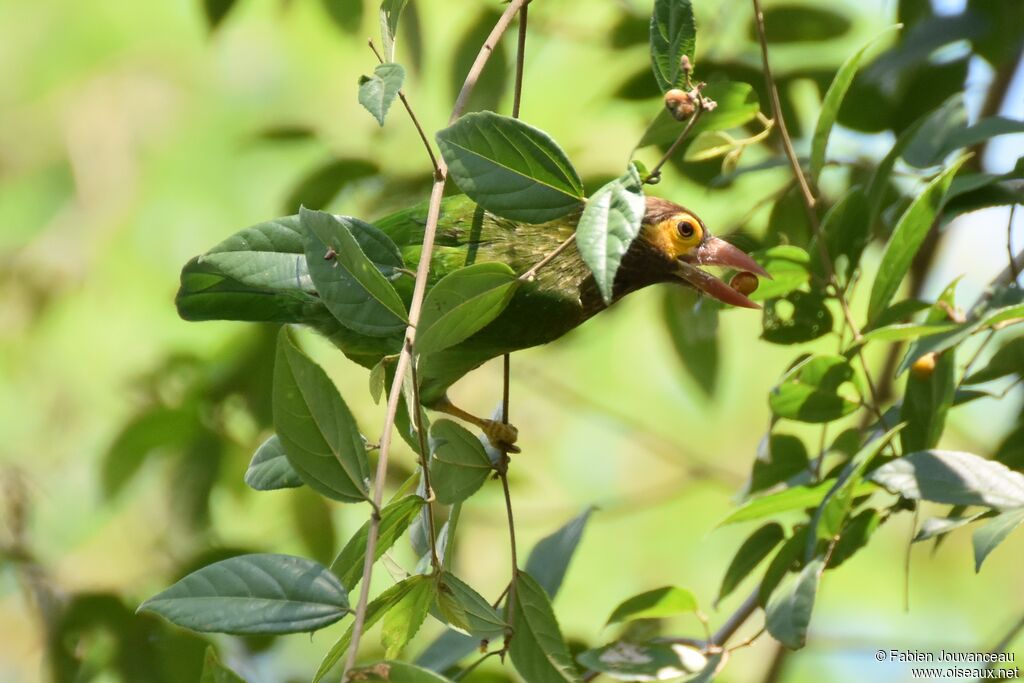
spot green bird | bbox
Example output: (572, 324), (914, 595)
(177, 194), (766, 450)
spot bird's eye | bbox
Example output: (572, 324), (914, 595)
(677, 220), (696, 239)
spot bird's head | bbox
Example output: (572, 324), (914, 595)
(638, 197), (768, 309)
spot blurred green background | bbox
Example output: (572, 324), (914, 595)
(1, 0), (1022, 681)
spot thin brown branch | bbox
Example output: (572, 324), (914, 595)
(498, 464), (519, 656)
(409, 353), (440, 571)
(1007, 204), (1020, 282)
(511, 2), (529, 119)
(342, 2), (529, 676)
(711, 588), (761, 646)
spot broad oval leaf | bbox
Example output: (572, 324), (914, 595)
(139, 554), (348, 635)
(436, 572), (507, 638)
(650, 0), (696, 93)
(417, 263), (519, 356)
(577, 641), (707, 682)
(576, 164), (646, 304)
(330, 494), (426, 590)
(359, 63), (405, 126)
(765, 557), (824, 650)
(869, 450), (1024, 510)
(509, 572), (582, 683)
(348, 661), (453, 683)
(428, 420), (494, 505)
(769, 355), (861, 423)
(718, 523), (785, 604)
(900, 349), (955, 453)
(972, 508), (1024, 572)
(244, 434), (303, 491)
(273, 328), (370, 502)
(867, 156), (969, 324)
(436, 112), (585, 224)
(606, 587), (698, 625)
(302, 208), (408, 337)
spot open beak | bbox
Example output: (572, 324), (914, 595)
(674, 236), (770, 309)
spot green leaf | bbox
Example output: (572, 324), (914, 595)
(244, 434), (302, 491)
(577, 641), (707, 681)
(359, 63), (406, 126)
(662, 288), (719, 396)
(761, 291), (834, 345)
(576, 164), (646, 304)
(810, 29), (896, 183)
(769, 355), (861, 423)
(330, 494), (426, 590)
(606, 587), (698, 625)
(821, 187), (870, 283)
(748, 246), (810, 301)
(313, 577), (424, 683)
(417, 263), (520, 356)
(379, 0), (409, 62)
(870, 450), (1024, 510)
(649, 0), (696, 93)
(964, 337), (1024, 384)
(759, 527), (808, 606)
(321, 0), (363, 34)
(903, 95), (968, 169)
(302, 208), (408, 336)
(200, 647), (246, 683)
(972, 508), (1024, 572)
(382, 575), (436, 658)
(718, 523), (785, 604)
(283, 158), (379, 214)
(750, 433), (810, 494)
(900, 349), (955, 452)
(273, 328), (370, 502)
(436, 572), (507, 638)
(722, 480), (874, 526)
(914, 512), (985, 543)
(291, 488), (337, 565)
(525, 507), (594, 597)
(348, 661), (454, 682)
(428, 420), (493, 505)
(765, 557), (824, 649)
(436, 112), (585, 223)
(369, 357), (387, 404)
(860, 322), (959, 343)
(139, 554), (349, 635)
(101, 407), (199, 499)
(509, 572), (582, 683)
(749, 5), (851, 43)
(827, 509), (880, 568)
(867, 156), (970, 323)
(683, 131), (735, 162)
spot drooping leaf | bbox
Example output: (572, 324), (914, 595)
(436, 112), (585, 224)
(964, 337), (1024, 384)
(649, 0), (696, 93)
(330, 494), (426, 590)
(382, 575), (436, 658)
(718, 523), (785, 604)
(348, 661), (454, 683)
(359, 63), (406, 126)
(417, 263), (520, 356)
(428, 420), (493, 504)
(765, 557), (824, 649)
(867, 156), (969, 323)
(139, 554), (349, 635)
(273, 328), (370, 503)
(379, 0), (409, 62)
(769, 355), (861, 423)
(914, 512), (986, 543)
(827, 508), (880, 568)
(302, 208), (408, 337)
(972, 508), (1024, 572)
(870, 450), (1024, 510)
(577, 641), (707, 681)
(509, 572), (582, 683)
(244, 434), (302, 491)
(576, 164), (646, 304)
(606, 587), (698, 625)
(436, 572), (507, 638)
(369, 357), (388, 404)
(662, 288), (718, 396)
(525, 507), (594, 598)
(200, 646), (246, 683)
(762, 291), (834, 345)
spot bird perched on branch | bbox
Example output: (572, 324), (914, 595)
(177, 194), (767, 450)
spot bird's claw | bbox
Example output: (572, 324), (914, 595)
(481, 420), (520, 454)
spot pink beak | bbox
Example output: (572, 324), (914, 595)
(674, 236), (770, 309)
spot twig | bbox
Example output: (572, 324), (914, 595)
(342, 2), (529, 676)
(1007, 205), (1020, 282)
(512, 2), (529, 119)
(711, 588), (762, 646)
(454, 650), (503, 680)
(409, 353), (440, 570)
(498, 463), (519, 656)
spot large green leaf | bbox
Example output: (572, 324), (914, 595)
(302, 208), (408, 336)
(972, 508), (1024, 572)
(435, 572), (507, 638)
(765, 557), (824, 649)
(509, 572), (582, 683)
(379, 0), (409, 61)
(359, 63), (406, 126)
(662, 288), (718, 396)
(867, 156), (969, 323)
(428, 420), (494, 505)
(139, 554), (349, 635)
(382, 575), (436, 658)
(578, 641), (707, 681)
(769, 355), (861, 423)
(606, 587), (698, 625)
(649, 0), (696, 93)
(810, 29), (895, 184)
(718, 523), (785, 604)
(870, 450), (1024, 510)
(436, 112), (585, 224)
(272, 329), (370, 502)
(417, 263), (519, 356)
(244, 434), (302, 491)
(525, 507), (594, 597)
(330, 494), (426, 590)
(576, 164), (646, 304)
(348, 661), (454, 682)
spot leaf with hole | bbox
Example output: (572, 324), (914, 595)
(417, 263), (519, 356)
(139, 554), (349, 635)
(436, 112), (584, 223)
(762, 291), (833, 345)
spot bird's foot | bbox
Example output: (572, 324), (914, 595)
(481, 420), (520, 454)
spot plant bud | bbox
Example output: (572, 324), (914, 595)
(679, 55), (693, 74)
(664, 88), (695, 120)
(910, 352), (937, 379)
(730, 271), (759, 296)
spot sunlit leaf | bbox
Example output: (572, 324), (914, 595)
(330, 494), (426, 590)
(140, 554), (349, 635)
(509, 572), (581, 683)
(913, 512), (986, 543)
(769, 355), (861, 423)
(417, 263), (519, 356)
(436, 112), (584, 223)
(870, 450), (1024, 510)
(577, 641), (707, 681)
(722, 480), (875, 526)
(428, 420), (493, 505)
(964, 337), (1024, 384)
(359, 63), (406, 126)
(827, 509), (880, 568)
(650, 0), (696, 93)
(606, 587), (698, 625)
(900, 348), (955, 452)
(244, 434), (302, 491)
(638, 81), (760, 148)
(748, 246), (810, 301)
(750, 433), (809, 493)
